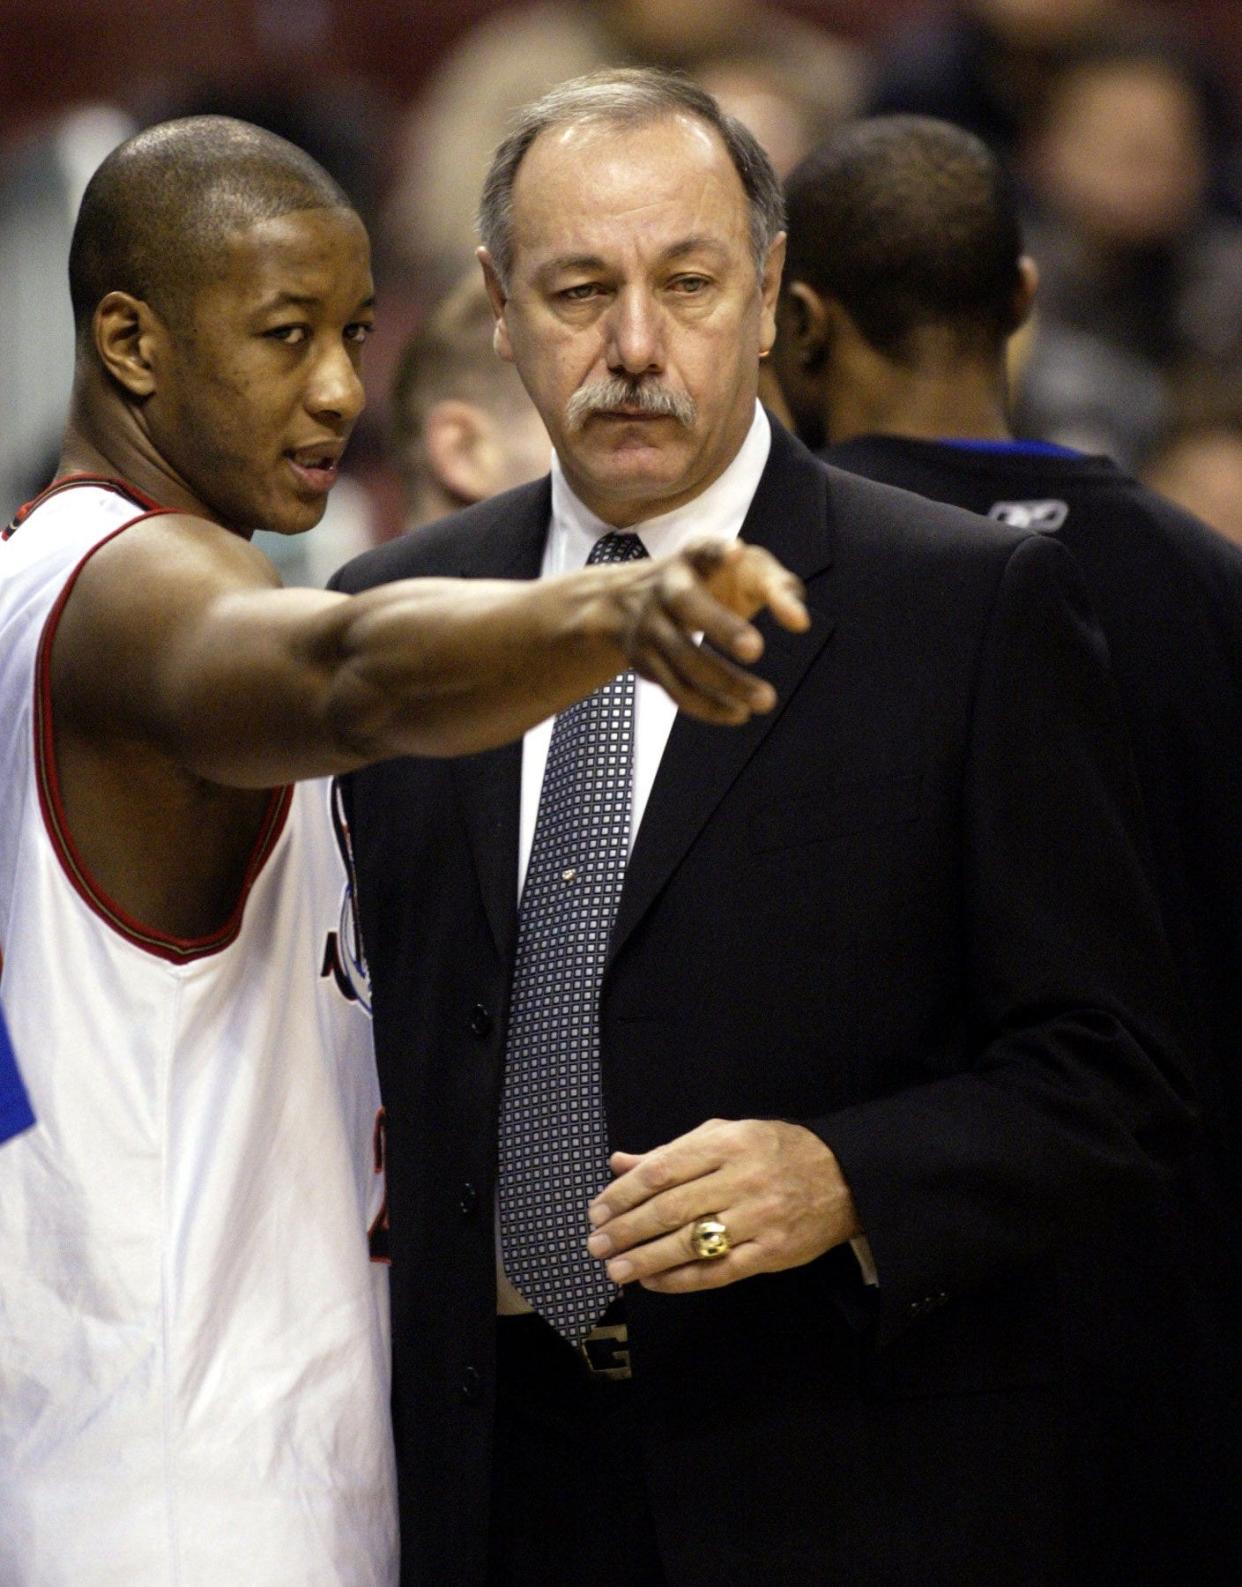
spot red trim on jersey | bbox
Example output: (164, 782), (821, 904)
(31, 487), (294, 964)
(5, 473), (166, 539)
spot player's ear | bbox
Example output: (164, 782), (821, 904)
(1009, 255), (1039, 333)
(424, 400), (497, 506)
(93, 292), (165, 398)
(477, 247), (514, 364)
(777, 279), (831, 370)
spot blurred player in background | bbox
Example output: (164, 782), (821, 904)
(390, 274), (550, 531)
(775, 111), (1242, 1584)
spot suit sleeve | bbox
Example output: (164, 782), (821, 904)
(812, 533), (1195, 1347)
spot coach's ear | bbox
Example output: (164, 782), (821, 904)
(477, 247), (514, 364)
(759, 231), (786, 360)
(94, 291), (164, 398)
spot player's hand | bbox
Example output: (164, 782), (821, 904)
(611, 539), (809, 724)
(584, 1117), (860, 1293)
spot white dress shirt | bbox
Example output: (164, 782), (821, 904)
(518, 400), (772, 891)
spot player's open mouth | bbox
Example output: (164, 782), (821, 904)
(285, 446), (343, 492)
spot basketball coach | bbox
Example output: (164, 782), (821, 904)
(332, 69), (1191, 1587)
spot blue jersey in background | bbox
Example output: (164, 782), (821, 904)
(0, 1002), (34, 1144)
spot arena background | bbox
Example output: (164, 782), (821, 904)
(3, 0), (1240, 552)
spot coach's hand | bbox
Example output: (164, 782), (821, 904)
(585, 1117), (861, 1292)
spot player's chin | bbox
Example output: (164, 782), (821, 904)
(265, 491), (330, 537)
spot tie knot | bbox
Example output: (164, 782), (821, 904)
(587, 531), (648, 566)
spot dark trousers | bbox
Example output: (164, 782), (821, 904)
(488, 1313), (669, 1587)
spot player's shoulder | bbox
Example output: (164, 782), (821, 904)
(768, 419), (1033, 573)
(82, 508), (283, 598)
(819, 453), (1036, 566)
(1107, 473), (1242, 562)
(1064, 469), (1242, 599)
(44, 511), (283, 693)
(330, 475), (552, 594)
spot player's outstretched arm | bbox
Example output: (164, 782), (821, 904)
(53, 516), (808, 788)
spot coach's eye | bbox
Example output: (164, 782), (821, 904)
(560, 283), (601, 302)
(345, 321), (374, 345)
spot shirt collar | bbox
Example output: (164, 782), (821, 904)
(545, 402), (771, 573)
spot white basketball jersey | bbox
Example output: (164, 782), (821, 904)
(0, 479), (397, 1586)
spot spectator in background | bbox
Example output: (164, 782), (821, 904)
(1017, 34), (1242, 463)
(867, 0), (1121, 162)
(1142, 405), (1242, 548)
(695, 45), (864, 181)
(0, 105), (135, 516)
(380, 0), (863, 297)
(773, 112), (1242, 1584)
(389, 274), (549, 532)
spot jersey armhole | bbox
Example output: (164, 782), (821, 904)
(33, 514), (293, 964)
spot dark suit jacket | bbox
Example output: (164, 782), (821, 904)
(332, 422), (1190, 1587)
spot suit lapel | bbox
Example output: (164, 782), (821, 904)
(445, 430), (838, 967)
(450, 480), (551, 962)
(610, 425), (837, 963)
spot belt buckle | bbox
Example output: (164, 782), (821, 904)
(577, 1320), (631, 1380)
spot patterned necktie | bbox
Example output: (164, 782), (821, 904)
(497, 529), (648, 1342)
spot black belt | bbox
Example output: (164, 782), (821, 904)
(499, 1299), (631, 1382)
(577, 1312), (631, 1380)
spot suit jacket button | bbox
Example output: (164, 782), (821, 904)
(470, 1004), (493, 1038)
(461, 1366), (482, 1403)
(459, 1182), (479, 1216)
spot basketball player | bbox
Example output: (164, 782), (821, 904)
(773, 112), (1242, 1584)
(0, 115), (806, 1587)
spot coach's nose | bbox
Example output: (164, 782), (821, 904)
(603, 285), (665, 379)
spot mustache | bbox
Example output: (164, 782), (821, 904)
(564, 376), (697, 432)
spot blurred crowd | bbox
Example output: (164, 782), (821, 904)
(4, 0), (1242, 556)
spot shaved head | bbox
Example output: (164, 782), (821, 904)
(784, 115), (1024, 360)
(69, 115), (352, 348)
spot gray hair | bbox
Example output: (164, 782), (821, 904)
(477, 68), (786, 288)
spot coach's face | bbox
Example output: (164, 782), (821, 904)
(481, 114), (784, 527)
